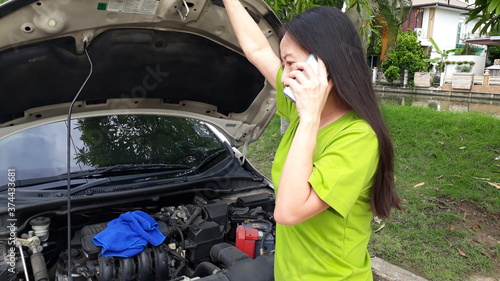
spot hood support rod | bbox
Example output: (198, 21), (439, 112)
(65, 42), (93, 280)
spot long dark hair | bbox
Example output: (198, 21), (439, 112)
(283, 6), (401, 218)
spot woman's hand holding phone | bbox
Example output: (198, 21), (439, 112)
(283, 54), (319, 103)
(283, 54), (333, 123)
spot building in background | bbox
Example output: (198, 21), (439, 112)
(403, 0), (487, 76)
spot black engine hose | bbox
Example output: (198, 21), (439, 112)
(191, 262), (221, 278)
(172, 226), (186, 251)
(194, 243), (274, 281)
(180, 207), (202, 231)
(210, 243), (250, 267)
(171, 261), (186, 279)
(256, 220), (273, 255)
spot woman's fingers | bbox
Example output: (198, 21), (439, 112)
(299, 61), (318, 81)
(284, 77), (302, 95)
(284, 57), (330, 105)
(292, 62), (317, 81)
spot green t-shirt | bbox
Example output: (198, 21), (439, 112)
(272, 69), (379, 280)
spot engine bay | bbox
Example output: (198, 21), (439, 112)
(1, 191), (276, 281)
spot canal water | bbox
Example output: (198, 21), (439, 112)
(376, 91), (500, 117)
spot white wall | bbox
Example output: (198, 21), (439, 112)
(444, 55), (486, 76)
(423, 6), (487, 63)
(422, 8), (430, 35)
(422, 7), (461, 60)
(462, 17), (481, 38)
(432, 8), (461, 54)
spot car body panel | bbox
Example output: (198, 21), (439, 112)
(0, 0), (282, 146)
(0, 2), (281, 280)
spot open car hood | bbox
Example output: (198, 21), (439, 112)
(0, 0), (281, 146)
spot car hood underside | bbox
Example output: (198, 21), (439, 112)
(0, 0), (281, 146)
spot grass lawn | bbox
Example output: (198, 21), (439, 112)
(247, 104), (499, 281)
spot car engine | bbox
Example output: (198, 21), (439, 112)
(1, 192), (276, 281)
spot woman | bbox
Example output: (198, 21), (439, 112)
(221, 2), (401, 280)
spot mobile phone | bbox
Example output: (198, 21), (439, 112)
(283, 54), (319, 103)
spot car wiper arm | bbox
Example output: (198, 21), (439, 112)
(10, 167), (198, 197)
(68, 158), (231, 196)
(196, 149), (229, 171)
(68, 167), (199, 195)
(0, 164), (194, 190)
(89, 164), (193, 174)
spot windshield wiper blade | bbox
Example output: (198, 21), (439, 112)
(69, 168), (199, 195)
(92, 164), (193, 172)
(10, 167), (198, 197)
(0, 164), (194, 190)
(68, 158), (231, 196)
(196, 149), (229, 171)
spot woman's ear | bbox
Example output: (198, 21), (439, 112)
(327, 77), (334, 94)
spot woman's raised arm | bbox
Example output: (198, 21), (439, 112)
(221, 0), (281, 88)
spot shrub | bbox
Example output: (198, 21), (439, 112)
(487, 33), (500, 62)
(384, 65), (401, 82)
(381, 30), (428, 86)
(431, 75), (441, 85)
(456, 65), (472, 72)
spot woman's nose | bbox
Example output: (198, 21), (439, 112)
(280, 70), (290, 85)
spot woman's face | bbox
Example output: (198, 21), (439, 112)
(279, 33), (310, 86)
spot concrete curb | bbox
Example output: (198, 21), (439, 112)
(371, 256), (429, 281)
(373, 84), (500, 102)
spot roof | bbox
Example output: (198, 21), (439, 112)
(411, 0), (473, 10)
(466, 36), (500, 47)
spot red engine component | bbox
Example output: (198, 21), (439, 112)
(235, 225), (259, 259)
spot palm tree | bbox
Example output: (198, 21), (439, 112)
(264, 0), (343, 22)
(373, 0), (412, 60)
(345, 0), (411, 59)
(264, 0), (411, 60)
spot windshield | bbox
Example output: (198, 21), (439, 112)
(0, 115), (228, 186)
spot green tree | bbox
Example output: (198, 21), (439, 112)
(264, 0), (343, 22)
(487, 32), (500, 63)
(343, 0), (410, 58)
(264, 0), (410, 59)
(367, 28), (382, 57)
(466, 0), (500, 35)
(372, 0), (411, 60)
(74, 115), (222, 167)
(488, 45), (500, 62)
(381, 29), (428, 85)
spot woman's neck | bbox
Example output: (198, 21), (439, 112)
(319, 95), (349, 129)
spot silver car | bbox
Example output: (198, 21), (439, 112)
(0, 0), (281, 280)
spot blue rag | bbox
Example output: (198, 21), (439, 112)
(92, 211), (166, 257)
